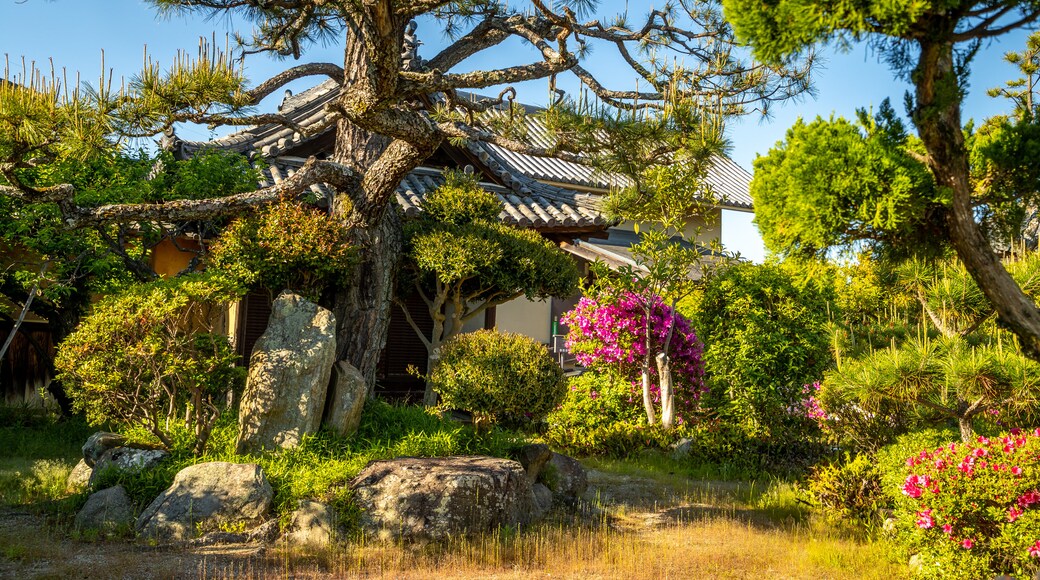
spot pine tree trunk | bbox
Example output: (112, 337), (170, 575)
(958, 416), (974, 443)
(324, 17), (438, 396)
(915, 37), (1040, 362)
(329, 210), (402, 395)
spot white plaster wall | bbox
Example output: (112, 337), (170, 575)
(495, 296), (552, 344)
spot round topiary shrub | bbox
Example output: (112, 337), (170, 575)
(429, 329), (566, 430)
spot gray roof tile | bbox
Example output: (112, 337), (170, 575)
(262, 157), (607, 231)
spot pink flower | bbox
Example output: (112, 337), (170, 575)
(942, 524), (953, 535)
(1030, 540), (1040, 558)
(1020, 491), (1040, 507)
(934, 458), (947, 470)
(962, 538), (974, 549)
(1010, 505), (1024, 522)
(916, 509), (934, 529)
(1013, 466), (1024, 476)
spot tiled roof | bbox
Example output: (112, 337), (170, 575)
(464, 103), (753, 210)
(178, 82), (754, 211)
(262, 157), (607, 231)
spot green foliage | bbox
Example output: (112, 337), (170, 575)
(209, 200), (357, 300)
(544, 372), (670, 456)
(751, 107), (942, 259)
(404, 172), (578, 302)
(0, 412), (94, 507)
(430, 330), (566, 430)
(418, 171), (501, 225)
(822, 337), (1040, 442)
(55, 272), (245, 454)
(688, 262), (831, 439)
(807, 453), (886, 531)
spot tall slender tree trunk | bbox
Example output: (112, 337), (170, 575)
(656, 353), (674, 429)
(914, 36), (1040, 362)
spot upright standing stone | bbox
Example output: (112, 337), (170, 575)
(323, 361), (367, 437)
(237, 291), (336, 454)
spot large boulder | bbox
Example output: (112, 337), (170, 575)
(237, 292), (337, 454)
(136, 462), (273, 543)
(75, 485), (134, 534)
(351, 456), (536, 542)
(82, 432), (126, 467)
(87, 447), (169, 488)
(542, 453), (588, 505)
(285, 500), (337, 547)
(323, 361), (366, 437)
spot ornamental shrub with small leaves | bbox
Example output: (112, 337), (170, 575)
(55, 272), (246, 456)
(561, 291), (705, 425)
(892, 429), (1040, 578)
(544, 372), (679, 456)
(429, 329), (566, 430)
(208, 200), (357, 301)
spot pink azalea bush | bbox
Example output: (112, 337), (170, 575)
(893, 428), (1040, 578)
(561, 291), (705, 424)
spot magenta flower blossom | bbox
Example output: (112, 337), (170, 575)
(561, 291), (705, 423)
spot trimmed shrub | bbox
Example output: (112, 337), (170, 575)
(208, 200), (356, 300)
(807, 453), (886, 530)
(429, 329), (566, 430)
(687, 262), (831, 440)
(55, 273), (245, 455)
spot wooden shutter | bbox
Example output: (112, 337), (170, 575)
(376, 291), (433, 402)
(237, 289), (273, 366)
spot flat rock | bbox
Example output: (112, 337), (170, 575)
(532, 483), (553, 520)
(351, 456), (536, 542)
(66, 459), (92, 492)
(82, 432), (126, 467)
(514, 443), (552, 483)
(136, 462), (273, 543)
(286, 500), (336, 547)
(543, 453), (588, 505)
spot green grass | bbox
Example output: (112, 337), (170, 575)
(0, 409), (94, 507)
(92, 399), (526, 520)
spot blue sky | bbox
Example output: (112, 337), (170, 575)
(2, 1), (1035, 262)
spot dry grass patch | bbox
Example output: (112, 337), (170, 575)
(245, 518), (904, 579)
